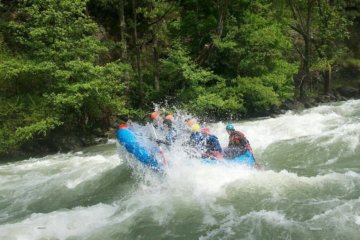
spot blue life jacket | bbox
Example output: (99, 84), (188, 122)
(205, 135), (222, 152)
(165, 128), (177, 145)
(190, 132), (205, 147)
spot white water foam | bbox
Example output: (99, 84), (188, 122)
(0, 152), (122, 222)
(1, 100), (360, 239)
(0, 204), (116, 240)
(356, 216), (360, 225)
(0, 153), (121, 189)
(199, 209), (296, 240)
(113, 100), (360, 213)
(112, 158), (360, 232)
(217, 101), (359, 152)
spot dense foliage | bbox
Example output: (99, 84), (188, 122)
(0, 0), (358, 156)
(0, 0), (132, 154)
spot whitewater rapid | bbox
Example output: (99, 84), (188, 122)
(1, 100), (360, 240)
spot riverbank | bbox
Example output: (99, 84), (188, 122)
(273, 86), (360, 116)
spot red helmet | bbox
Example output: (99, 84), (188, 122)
(201, 127), (210, 134)
(150, 111), (160, 120)
(118, 123), (128, 129)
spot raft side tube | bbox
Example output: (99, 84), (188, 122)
(117, 127), (161, 169)
(201, 150), (256, 168)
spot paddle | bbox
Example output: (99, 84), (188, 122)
(249, 150), (261, 170)
(253, 156), (261, 170)
(246, 146), (261, 170)
(150, 123), (168, 165)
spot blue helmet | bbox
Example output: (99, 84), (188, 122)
(226, 123), (235, 131)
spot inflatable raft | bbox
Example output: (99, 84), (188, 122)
(117, 124), (256, 170)
(201, 150), (256, 167)
(117, 124), (162, 170)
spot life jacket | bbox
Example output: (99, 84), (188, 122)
(205, 135), (222, 153)
(190, 132), (205, 147)
(165, 128), (177, 145)
(228, 131), (253, 153)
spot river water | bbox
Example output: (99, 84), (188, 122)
(1, 100), (360, 240)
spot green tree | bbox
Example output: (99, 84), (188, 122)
(0, 0), (131, 155)
(286, 0), (350, 98)
(162, 0), (297, 117)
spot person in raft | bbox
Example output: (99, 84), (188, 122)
(189, 123), (205, 148)
(185, 118), (196, 127)
(149, 111), (163, 129)
(200, 127), (223, 159)
(156, 118), (177, 147)
(223, 123), (254, 159)
(164, 113), (175, 122)
(184, 118), (197, 132)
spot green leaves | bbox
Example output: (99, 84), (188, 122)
(0, 0), (132, 155)
(161, 0), (297, 117)
(188, 92), (245, 118)
(5, 0), (103, 62)
(15, 118), (63, 142)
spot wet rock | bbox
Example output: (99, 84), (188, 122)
(337, 86), (359, 98)
(283, 100), (305, 111)
(93, 128), (105, 138)
(95, 138), (108, 144)
(304, 98), (317, 108)
(106, 127), (117, 138)
(53, 135), (84, 152)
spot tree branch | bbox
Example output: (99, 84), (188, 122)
(146, 5), (175, 28)
(289, 24), (306, 38)
(293, 42), (306, 61)
(287, 0), (306, 35)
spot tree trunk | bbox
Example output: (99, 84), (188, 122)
(288, 0), (314, 100)
(119, 0), (127, 60)
(153, 30), (160, 91)
(196, 0), (227, 65)
(132, 0), (144, 105)
(119, 0), (130, 93)
(324, 62), (332, 94)
(216, 0), (226, 37)
(302, 39), (310, 99)
(300, 0), (313, 100)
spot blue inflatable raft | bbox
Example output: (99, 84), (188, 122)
(117, 124), (256, 170)
(117, 124), (162, 170)
(201, 150), (256, 168)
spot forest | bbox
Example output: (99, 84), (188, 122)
(0, 0), (359, 158)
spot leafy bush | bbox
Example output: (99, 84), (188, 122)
(0, 0), (133, 155)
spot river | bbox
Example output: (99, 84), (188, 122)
(1, 100), (360, 240)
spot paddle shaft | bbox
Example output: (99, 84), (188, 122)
(150, 123), (167, 164)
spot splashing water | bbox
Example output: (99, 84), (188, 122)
(1, 100), (360, 240)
